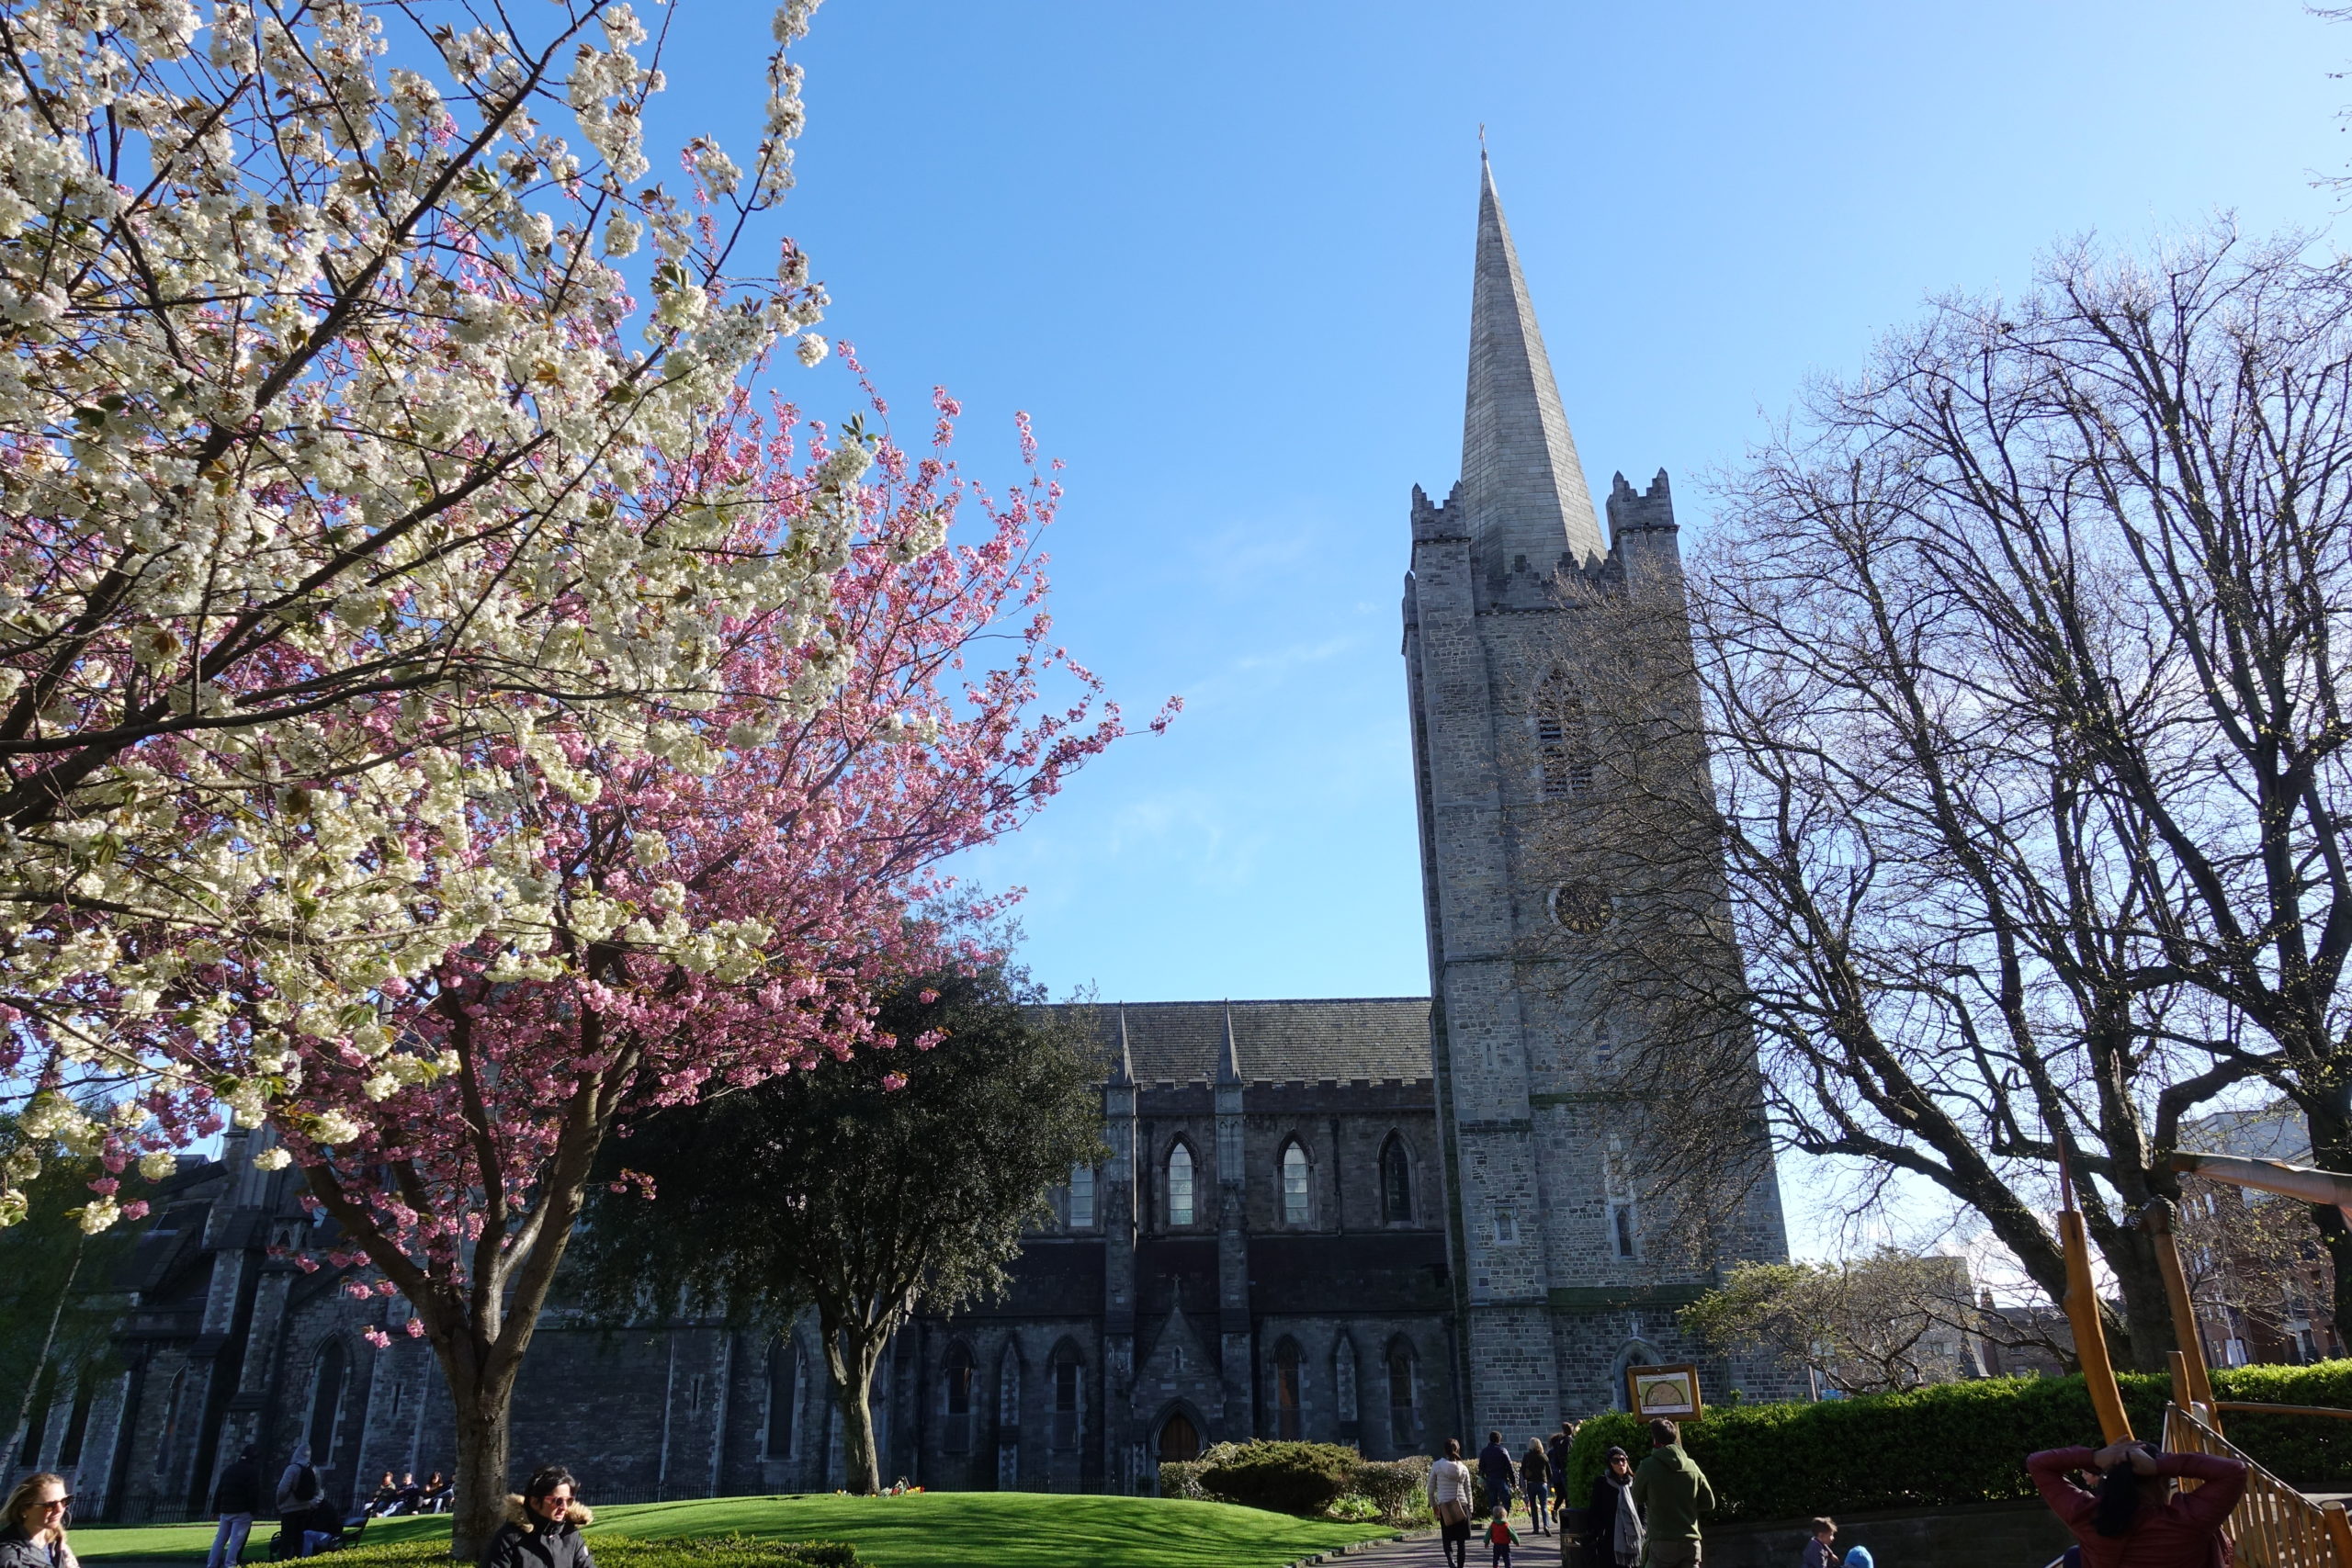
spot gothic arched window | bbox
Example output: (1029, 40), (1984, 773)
(1605, 1136), (1640, 1259)
(1167, 1143), (1195, 1227)
(1280, 1141), (1310, 1226)
(1068, 1164), (1095, 1229)
(1535, 673), (1594, 799)
(153, 1368), (187, 1478)
(996, 1348), (1023, 1489)
(1049, 1343), (1085, 1450)
(306, 1338), (347, 1466)
(764, 1338), (797, 1459)
(1273, 1338), (1304, 1440)
(1379, 1135), (1412, 1225)
(942, 1342), (975, 1453)
(1385, 1341), (1417, 1450)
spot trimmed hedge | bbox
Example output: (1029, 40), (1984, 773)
(1158, 1441), (1434, 1525)
(1563, 1361), (2352, 1524)
(1198, 1440), (1359, 1516)
(327, 1536), (867, 1568)
(1350, 1456), (1434, 1526)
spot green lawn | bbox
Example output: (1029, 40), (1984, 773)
(69, 1494), (1406, 1568)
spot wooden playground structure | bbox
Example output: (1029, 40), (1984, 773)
(2053, 1149), (2352, 1566)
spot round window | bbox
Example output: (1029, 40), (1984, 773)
(1548, 882), (1612, 932)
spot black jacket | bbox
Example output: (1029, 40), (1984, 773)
(0, 1526), (58, 1568)
(1477, 1442), (1514, 1489)
(481, 1497), (594, 1568)
(214, 1459), (264, 1517)
(1589, 1472), (1637, 1565)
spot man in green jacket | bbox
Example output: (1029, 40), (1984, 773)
(1629, 1417), (1713, 1567)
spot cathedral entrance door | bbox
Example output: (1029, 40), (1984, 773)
(1158, 1413), (1200, 1462)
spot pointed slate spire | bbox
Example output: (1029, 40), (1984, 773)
(1459, 152), (1607, 575)
(1111, 1006), (1135, 1085)
(1216, 1004), (1243, 1086)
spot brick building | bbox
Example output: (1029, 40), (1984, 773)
(43, 156), (1792, 1516)
(2181, 1103), (2341, 1368)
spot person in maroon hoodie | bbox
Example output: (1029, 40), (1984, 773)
(2028, 1438), (2245, 1568)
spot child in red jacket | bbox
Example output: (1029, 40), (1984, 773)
(2027, 1440), (2245, 1568)
(1483, 1507), (1521, 1567)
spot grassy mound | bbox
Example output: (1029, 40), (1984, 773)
(70, 1493), (1402, 1568)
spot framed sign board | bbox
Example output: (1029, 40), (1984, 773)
(1627, 1364), (1704, 1422)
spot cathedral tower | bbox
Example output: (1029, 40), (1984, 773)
(1403, 156), (1794, 1435)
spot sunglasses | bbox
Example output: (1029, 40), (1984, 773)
(34, 1498), (69, 1513)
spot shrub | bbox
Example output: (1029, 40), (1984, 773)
(1348, 1454), (1433, 1526)
(1197, 1440), (1360, 1516)
(1561, 1362), (2352, 1523)
(331, 1536), (868, 1568)
(1157, 1459), (1208, 1501)
(1159, 1439), (1244, 1502)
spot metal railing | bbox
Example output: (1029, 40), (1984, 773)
(2164, 1402), (2352, 1568)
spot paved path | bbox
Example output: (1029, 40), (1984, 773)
(1299, 1529), (1570, 1566)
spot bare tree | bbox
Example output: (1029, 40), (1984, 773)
(1523, 230), (2352, 1360)
(1781, 231), (2352, 1330)
(1680, 1248), (1984, 1394)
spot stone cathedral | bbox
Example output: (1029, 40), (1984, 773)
(40, 162), (1792, 1520)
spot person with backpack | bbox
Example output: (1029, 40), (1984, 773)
(272, 1447), (337, 1559)
(2028, 1438), (2245, 1568)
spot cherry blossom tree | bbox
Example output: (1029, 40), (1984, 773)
(0, 0), (850, 1174)
(245, 388), (1159, 1549)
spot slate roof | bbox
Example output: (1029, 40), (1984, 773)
(1049, 998), (1433, 1086)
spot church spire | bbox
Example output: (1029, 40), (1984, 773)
(1460, 153), (1607, 573)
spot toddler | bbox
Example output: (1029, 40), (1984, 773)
(1483, 1507), (1521, 1567)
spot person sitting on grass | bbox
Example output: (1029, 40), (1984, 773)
(1801, 1517), (1838, 1568)
(2027, 1438), (2245, 1568)
(483, 1466), (594, 1568)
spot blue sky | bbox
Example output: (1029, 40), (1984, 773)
(650, 2), (2343, 1249)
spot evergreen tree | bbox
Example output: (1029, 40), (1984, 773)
(573, 965), (1107, 1493)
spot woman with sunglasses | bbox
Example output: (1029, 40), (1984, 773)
(0, 1473), (78, 1568)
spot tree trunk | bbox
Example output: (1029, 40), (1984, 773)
(2100, 1225), (2177, 1374)
(2305, 1096), (2352, 1340)
(3, 1238), (81, 1472)
(446, 1358), (516, 1561)
(821, 1325), (885, 1495)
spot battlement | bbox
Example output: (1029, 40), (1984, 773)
(1606, 468), (1678, 535)
(1410, 480), (1471, 543)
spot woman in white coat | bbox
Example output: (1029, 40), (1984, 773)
(1429, 1438), (1476, 1568)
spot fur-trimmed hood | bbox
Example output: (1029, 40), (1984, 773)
(502, 1496), (594, 1532)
